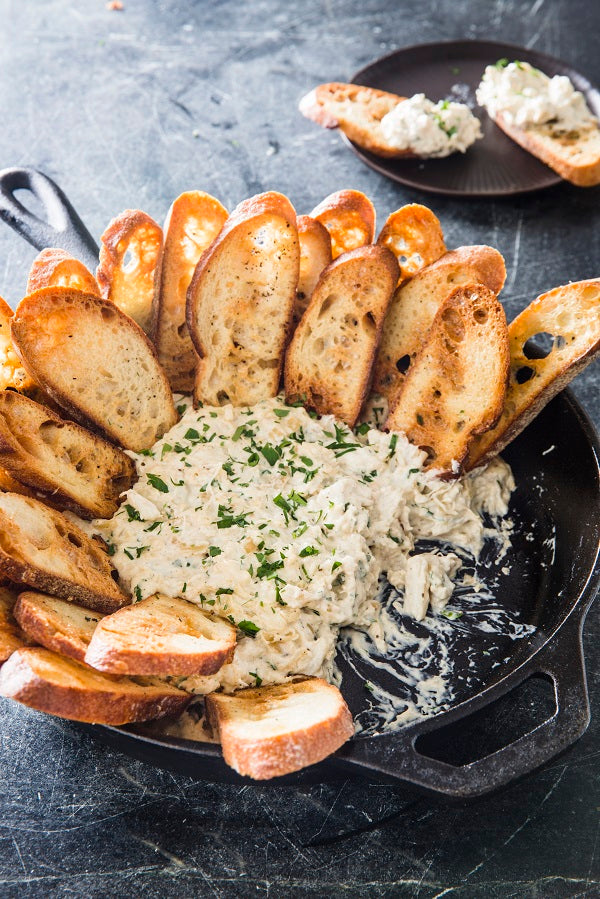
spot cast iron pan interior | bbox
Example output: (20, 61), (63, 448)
(0, 168), (599, 797)
(344, 40), (600, 196)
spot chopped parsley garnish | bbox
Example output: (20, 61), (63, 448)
(332, 561), (342, 572)
(124, 504), (142, 522)
(441, 609), (463, 620)
(325, 423), (361, 457)
(147, 473), (169, 493)
(299, 545), (318, 557)
(185, 428), (200, 440)
(260, 443), (281, 466)
(355, 422), (370, 435)
(495, 57), (509, 68)
(133, 585), (143, 602)
(161, 443), (173, 459)
(237, 619), (260, 637)
(388, 434), (398, 456)
(215, 504), (251, 529)
(274, 408), (289, 418)
(292, 522), (308, 538)
(208, 545), (222, 557)
(176, 403), (187, 415)
(249, 671), (263, 686)
(215, 587), (234, 596)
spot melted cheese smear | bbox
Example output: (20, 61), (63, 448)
(86, 396), (518, 739)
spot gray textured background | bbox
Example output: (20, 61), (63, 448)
(0, 0), (599, 896)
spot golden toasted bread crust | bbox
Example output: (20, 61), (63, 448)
(0, 296), (36, 394)
(186, 191), (299, 406)
(27, 249), (100, 296)
(495, 113), (600, 187)
(0, 391), (136, 519)
(310, 189), (376, 259)
(0, 647), (190, 725)
(14, 591), (102, 663)
(11, 287), (176, 452)
(386, 284), (510, 475)
(294, 215), (332, 325)
(84, 594), (237, 676)
(205, 678), (354, 780)
(373, 245), (507, 399)
(0, 586), (28, 664)
(0, 493), (129, 614)
(299, 82), (411, 158)
(153, 191), (228, 392)
(97, 209), (164, 333)
(467, 278), (600, 467)
(285, 245), (399, 426)
(377, 204), (446, 285)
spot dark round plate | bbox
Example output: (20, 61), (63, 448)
(346, 39), (600, 196)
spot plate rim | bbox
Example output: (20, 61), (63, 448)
(346, 38), (600, 197)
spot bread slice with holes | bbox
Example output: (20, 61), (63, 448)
(373, 246), (507, 399)
(205, 678), (354, 779)
(385, 284), (510, 474)
(300, 82), (408, 158)
(0, 493), (129, 613)
(294, 215), (332, 326)
(11, 287), (176, 451)
(0, 646), (190, 725)
(84, 594), (237, 676)
(0, 391), (136, 519)
(377, 204), (446, 285)
(14, 591), (102, 662)
(492, 113), (600, 187)
(27, 249), (100, 295)
(0, 586), (29, 664)
(97, 209), (163, 334)
(187, 192), (300, 407)
(467, 278), (600, 468)
(285, 245), (399, 426)
(153, 191), (228, 392)
(0, 296), (36, 394)
(309, 190), (376, 259)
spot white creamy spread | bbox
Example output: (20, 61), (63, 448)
(477, 60), (597, 130)
(380, 93), (482, 157)
(85, 396), (514, 702)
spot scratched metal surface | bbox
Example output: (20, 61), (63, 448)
(0, 0), (599, 896)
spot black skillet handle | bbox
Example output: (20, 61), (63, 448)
(383, 614), (590, 798)
(0, 167), (99, 272)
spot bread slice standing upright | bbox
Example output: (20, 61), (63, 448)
(154, 191), (228, 392)
(0, 296), (36, 393)
(205, 678), (354, 779)
(285, 245), (399, 426)
(377, 203), (446, 285)
(310, 189), (376, 258)
(97, 209), (163, 334)
(294, 215), (332, 325)
(186, 191), (300, 406)
(11, 287), (176, 451)
(386, 284), (510, 474)
(27, 248), (100, 295)
(0, 391), (136, 519)
(14, 591), (102, 663)
(0, 586), (28, 665)
(373, 246), (506, 399)
(299, 82), (406, 157)
(467, 278), (600, 468)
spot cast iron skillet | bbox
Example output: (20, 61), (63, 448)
(1, 168), (599, 798)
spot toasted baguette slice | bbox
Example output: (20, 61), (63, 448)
(294, 215), (332, 325)
(27, 249), (100, 295)
(97, 209), (163, 333)
(493, 113), (600, 187)
(467, 279), (600, 468)
(373, 246), (507, 399)
(300, 82), (407, 158)
(0, 466), (35, 498)
(187, 192), (299, 406)
(386, 284), (510, 474)
(377, 204), (446, 285)
(0, 391), (136, 519)
(11, 287), (176, 451)
(154, 191), (228, 392)
(309, 189), (376, 259)
(84, 594), (237, 676)
(0, 296), (36, 393)
(205, 678), (354, 779)
(14, 591), (102, 662)
(0, 586), (29, 664)
(0, 493), (129, 613)
(285, 245), (399, 426)
(0, 647), (190, 725)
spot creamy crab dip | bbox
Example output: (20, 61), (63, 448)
(477, 60), (597, 130)
(86, 396), (514, 697)
(380, 94), (482, 157)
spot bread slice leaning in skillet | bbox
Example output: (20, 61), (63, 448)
(205, 678), (354, 780)
(285, 244), (399, 427)
(10, 287), (177, 452)
(376, 203), (447, 285)
(186, 191), (300, 407)
(294, 214), (332, 325)
(153, 190), (228, 392)
(385, 283), (510, 475)
(467, 278), (600, 468)
(309, 189), (376, 259)
(27, 248), (100, 295)
(13, 591), (103, 663)
(0, 586), (29, 665)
